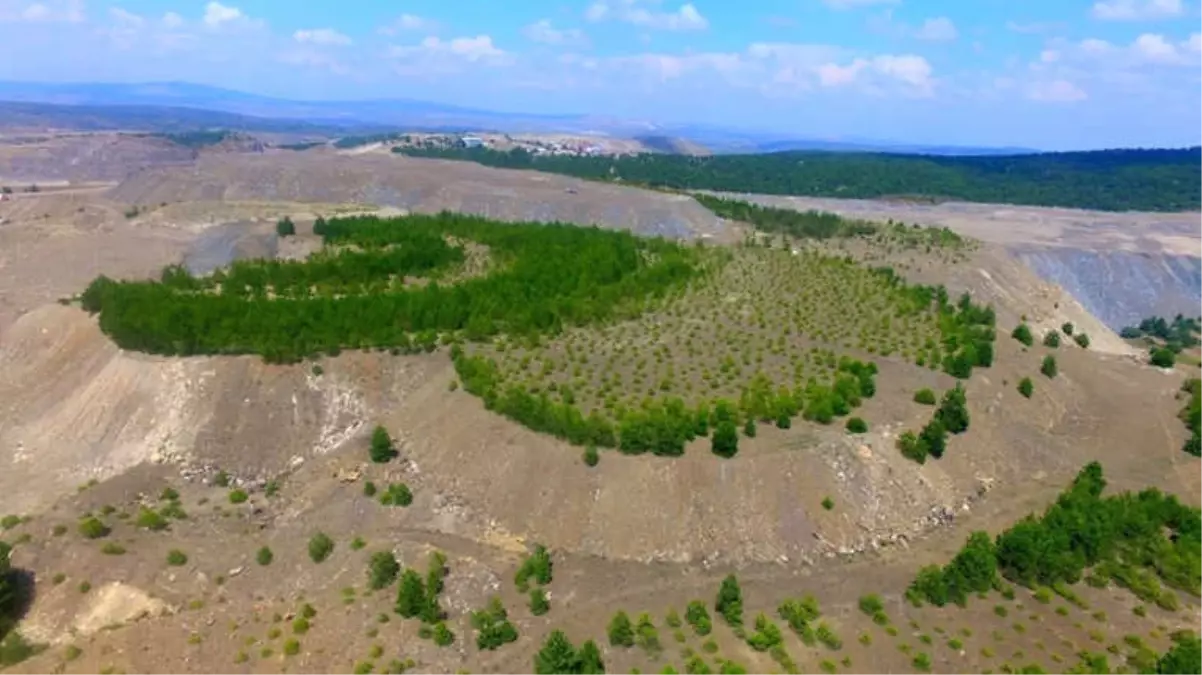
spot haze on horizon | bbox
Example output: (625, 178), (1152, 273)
(0, 0), (1199, 151)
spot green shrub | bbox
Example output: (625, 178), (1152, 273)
(914, 388), (937, 405)
(1074, 333), (1090, 349)
(228, 489), (249, 504)
(857, 594), (884, 616)
(821, 496), (835, 511)
(1012, 324), (1034, 346)
(816, 622), (842, 650)
(1043, 331), (1060, 348)
(1061, 322), (1074, 336)
(379, 483), (413, 507)
(276, 217), (296, 237)
(369, 425), (397, 463)
(1018, 377), (1034, 398)
(78, 517), (110, 539)
(685, 601), (712, 636)
(166, 549), (188, 566)
(529, 588), (550, 616)
(1151, 348), (1176, 368)
(1040, 355), (1057, 378)
(515, 544), (553, 590)
(845, 417), (867, 433)
(308, 532), (335, 563)
(432, 623), (454, 647)
(256, 546), (274, 566)
(471, 597), (518, 651)
(363, 481), (377, 497)
(135, 508), (169, 531)
(100, 542), (125, 555)
(583, 444), (599, 467)
(368, 551), (400, 590)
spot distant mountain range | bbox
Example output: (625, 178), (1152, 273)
(0, 80), (1039, 156)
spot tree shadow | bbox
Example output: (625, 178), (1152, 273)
(1, 567), (38, 639)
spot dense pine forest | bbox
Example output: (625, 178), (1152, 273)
(393, 145), (1201, 212)
(81, 213), (702, 364)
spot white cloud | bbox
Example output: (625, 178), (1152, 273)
(109, 7), (144, 26)
(585, 0), (708, 31)
(1132, 32), (1178, 61)
(1091, 0), (1183, 20)
(378, 13), (435, 35)
(162, 11), (183, 28)
(912, 17), (958, 41)
(1058, 32), (1201, 66)
(1027, 79), (1088, 102)
(387, 34), (512, 76)
(0, 0), (84, 22)
(869, 11), (958, 42)
(202, 1), (242, 27)
(293, 28), (352, 46)
(1005, 21), (1062, 34)
(522, 19), (587, 46)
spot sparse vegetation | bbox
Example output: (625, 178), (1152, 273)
(914, 388), (937, 405)
(608, 611), (635, 647)
(166, 549), (188, 566)
(82, 211), (997, 458)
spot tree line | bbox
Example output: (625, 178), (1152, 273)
(392, 145), (1201, 212)
(81, 212), (702, 364)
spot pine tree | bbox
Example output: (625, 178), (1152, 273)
(715, 574), (743, 626)
(608, 611), (635, 647)
(534, 630), (579, 674)
(369, 425), (396, 463)
(711, 421), (739, 458)
(395, 569), (427, 618)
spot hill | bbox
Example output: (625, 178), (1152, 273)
(0, 150), (1198, 675)
(393, 145), (1201, 212)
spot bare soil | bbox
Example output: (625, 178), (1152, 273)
(0, 147), (1197, 674)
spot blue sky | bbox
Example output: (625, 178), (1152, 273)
(0, 0), (1199, 149)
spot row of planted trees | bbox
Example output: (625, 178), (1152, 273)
(453, 347), (878, 456)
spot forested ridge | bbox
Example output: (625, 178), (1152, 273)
(909, 462), (1200, 611)
(393, 145), (1201, 212)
